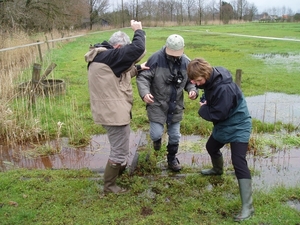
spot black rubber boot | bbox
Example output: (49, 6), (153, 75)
(234, 179), (254, 222)
(201, 156), (224, 175)
(153, 138), (162, 151)
(167, 144), (181, 172)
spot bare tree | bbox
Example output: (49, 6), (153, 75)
(141, 0), (156, 21)
(236, 0), (248, 20)
(243, 3), (257, 21)
(136, 0), (139, 20)
(207, 0), (219, 21)
(281, 6), (286, 16)
(177, 0), (184, 23)
(0, 0), (60, 31)
(196, 0), (205, 25)
(270, 7), (278, 16)
(286, 8), (294, 16)
(164, 0), (176, 22)
(185, 0), (196, 21)
(88, 0), (109, 30)
(0, 0), (90, 32)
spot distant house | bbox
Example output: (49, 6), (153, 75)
(100, 18), (109, 26)
(258, 13), (280, 22)
(282, 14), (289, 21)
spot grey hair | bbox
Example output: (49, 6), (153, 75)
(108, 31), (131, 47)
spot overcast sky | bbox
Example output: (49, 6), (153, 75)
(250, 0), (300, 13)
(109, 0), (300, 14)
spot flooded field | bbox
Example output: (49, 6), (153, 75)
(1, 92), (300, 195)
(246, 92), (300, 125)
(1, 132), (299, 192)
(252, 53), (300, 73)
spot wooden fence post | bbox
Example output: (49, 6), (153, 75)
(29, 63), (42, 107)
(235, 69), (242, 88)
(39, 62), (57, 81)
(37, 40), (43, 62)
(51, 33), (55, 48)
(45, 35), (50, 51)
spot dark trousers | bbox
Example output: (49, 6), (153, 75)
(206, 135), (251, 179)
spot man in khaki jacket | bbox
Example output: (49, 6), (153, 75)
(85, 20), (147, 194)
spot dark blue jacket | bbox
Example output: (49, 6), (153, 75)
(198, 67), (252, 143)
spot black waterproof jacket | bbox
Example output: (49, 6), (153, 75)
(136, 47), (198, 125)
(198, 67), (252, 143)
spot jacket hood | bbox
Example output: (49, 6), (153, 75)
(84, 41), (113, 63)
(93, 41), (113, 49)
(198, 67), (232, 90)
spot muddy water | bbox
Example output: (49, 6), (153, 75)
(1, 132), (300, 191)
(1, 92), (300, 190)
(246, 92), (300, 125)
(0, 132), (142, 173)
(252, 53), (300, 73)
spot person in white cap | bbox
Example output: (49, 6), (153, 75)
(136, 34), (199, 172)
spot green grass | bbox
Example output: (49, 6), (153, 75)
(0, 167), (299, 224)
(1, 23), (300, 223)
(7, 22), (300, 145)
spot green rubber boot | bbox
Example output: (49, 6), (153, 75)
(234, 179), (255, 222)
(103, 161), (127, 194)
(201, 156), (223, 175)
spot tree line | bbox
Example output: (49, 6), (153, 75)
(0, 0), (299, 34)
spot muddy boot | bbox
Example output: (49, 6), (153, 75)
(234, 179), (254, 222)
(167, 144), (181, 172)
(153, 138), (162, 151)
(104, 160), (127, 194)
(201, 156), (223, 175)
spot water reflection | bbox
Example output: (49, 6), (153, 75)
(246, 92), (300, 125)
(0, 132), (300, 190)
(0, 131), (142, 172)
(252, 53), (300, 72)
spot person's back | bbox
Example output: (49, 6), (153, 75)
(86, 28), (146, 126)
(85, 20), (146, 194)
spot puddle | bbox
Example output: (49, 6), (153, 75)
(0, 132), (142, 173)
(174, 135), (300, 191)
(252, 53), (300, 72)
(287, 200), (300, 212)
(1, 132), (300, 191)
(246, 92), (300, 125)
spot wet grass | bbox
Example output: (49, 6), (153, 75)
(0, 162), (299, 224)
(1, 23), (300, 224)
(1, 22), (300, 146)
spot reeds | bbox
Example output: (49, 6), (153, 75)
(0, 29), (68, 145)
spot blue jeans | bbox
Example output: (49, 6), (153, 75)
(150, 121), (181, 145)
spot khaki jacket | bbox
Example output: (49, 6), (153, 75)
(85, 29), (146, 126)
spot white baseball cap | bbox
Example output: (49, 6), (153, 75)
(165, 34), (184, 57)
